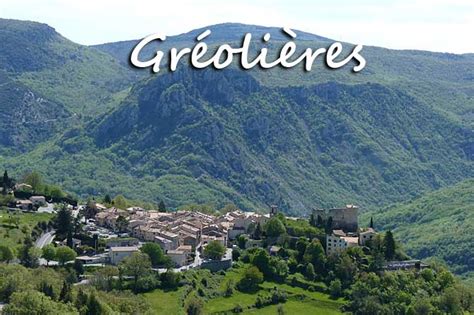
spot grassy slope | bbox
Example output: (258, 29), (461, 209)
(362, 179), (474, 280)
(142, 267), (344, 315)
(0, 209), (53, 251)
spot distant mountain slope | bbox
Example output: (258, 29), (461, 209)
(0, 70), (70, 152)
(0, 18), (136, 117)
(6, 67), (470, 215)
(364, 179), (474, 280)
(93, 23), (474, 125)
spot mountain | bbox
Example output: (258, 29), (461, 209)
(0, 70), (70, 152)
(363, 179), (474, 281)
(0, 20), (472, 214)
(0, 18), (137, 151)
(93, 23), (474, 126)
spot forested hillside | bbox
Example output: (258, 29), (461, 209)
(364, 179), (474, 281)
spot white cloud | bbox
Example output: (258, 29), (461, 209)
(0, 0), (472, 53)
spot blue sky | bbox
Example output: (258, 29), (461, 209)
(1, 0), (473, 53)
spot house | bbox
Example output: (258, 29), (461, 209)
(177, 245), (193, 254)
(167, 249), (187, 267)
(108, 246), (139, 265)
(201, 234), (227, 247)
(154, 235), (176, 251)
(269, 245), (281, 256)
(384, 260), (429, 271)
(16, 199), (33, 210)
(326, 230), (359, 255)
(29, 196), (46, 206)
(106, 238), (139, 248)
(359, 228), (376, 246)
(245, 239), (263, 249)
(76, 254), (107, 265)
(14, 183), (32, 191)
(200, 248), (233, 272)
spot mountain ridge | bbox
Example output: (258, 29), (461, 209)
(0, 18), (472, 214)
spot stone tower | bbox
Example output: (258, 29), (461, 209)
(270, 205), (278, 217)
(313, 204), (359, 232)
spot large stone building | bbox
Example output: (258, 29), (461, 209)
(313, 204), (359, 232)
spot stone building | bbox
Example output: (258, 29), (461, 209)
(313, 204), (359, 232)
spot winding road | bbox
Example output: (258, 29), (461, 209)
(35, 230), (55, 248)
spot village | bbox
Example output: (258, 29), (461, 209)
(5, 187), (428, 272)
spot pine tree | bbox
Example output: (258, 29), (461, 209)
(370, 217), (374, 229)
(55, 204), (73, 238)
(158, 200), (167, 212)
(75, 289), (89, 311)
(59, 281), (73, 303)
(316, 215), (323, 227)
(1, 170), (8, 195)
(66, 230), (73, 248)
(254, 222), (262, 240)
(103, 194), (112, 204)
(384, 230), (396, 260)
(87, 293), (103, 315)
(325, 216), (333, 234)
(40, 281), (55, 299)
(19, 236), (39, 268)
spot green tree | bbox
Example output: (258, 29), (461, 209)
(439, 287), (462, 314)
(119, 252), (152, 292)
(305, 263), (316, 281)
(140, 242), (165, 267)
(238, 266), (263, 292)
(303, 239), (326, 273)
(369, 217), (374, 229)
(160, 269), (180, 289)
(92, 265), (119, 291)
(87, 292), (105, 315)
(49, 186), (65, 200)
(265, 217), (286, 238)
(0, 245), (14, 263)
(112, 195), (127, 209)
(115, 215), (128, 233)
(24, 171), (43, 193)
(3, 290), (78, 315)
(224, 279), (234, 297)
(329, 279), (342, 298)
(254, 222), (263, 240)
(3, 290), (77, 314)
(203, 240), (226, 260)
(41, 244), (56, 266)
(55, 204), (73, 239)
(158, 200), (167, 212)
(383, 230), (396, 260)
(1, 170), (8, 195)
(295, 237), (309, 263)
(55, 246), (77, 266)
(252, 248), (271, 276)
(185, 293), (204, 315)
(19, 236), (39, 268)
(59, 280), (73, 303)
(103, 194), (112, 204)
(237, 234), (248, 249)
